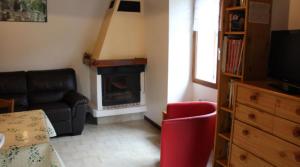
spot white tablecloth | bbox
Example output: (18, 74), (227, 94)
(0, 110), (65, 167)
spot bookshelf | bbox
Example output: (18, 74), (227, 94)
(213, 0), (272, 166)
(224, 32), (246, 35)
(225, 6), (246, 11)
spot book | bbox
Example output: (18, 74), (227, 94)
(232, 40), (238, 73)
(230, 40), (235, 73)
(223, 37), (244, 75)
(233, 40), (242, 73)
(236, 39), (245, 74)
(240, 0), (245, 6)
(228, 80), (235, 108)
(231, 0), (245, 7)
(226, 40), (230, 73)
(222, 36), (229, 73)
(230, 39), (236, 73)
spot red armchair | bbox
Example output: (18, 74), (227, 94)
(160, 101), (217, 167)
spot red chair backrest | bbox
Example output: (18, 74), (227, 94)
(161, 102), (216, 167)
(165, 101), (216, 119)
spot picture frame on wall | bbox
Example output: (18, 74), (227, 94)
(0, 0), (47, 22)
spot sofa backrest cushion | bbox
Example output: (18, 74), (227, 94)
(0, 71), (28, 108)
(0, 71), (27, 94)
(27, 69), (77, 104)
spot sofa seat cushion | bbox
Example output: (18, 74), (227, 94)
(29, 102), (72, 122)
(0, 71), (27, 94)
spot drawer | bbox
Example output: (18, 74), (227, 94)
(273, 116), (300, 147)
(233, 120), (300, 167)
(276, 98), (300, 123)
(235, 104), (273, 132)
(230, 144), (273, 167)
(237, 86), (276, 114)
(236, 103), (300, 147)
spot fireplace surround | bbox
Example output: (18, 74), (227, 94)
(99, 65), (144, 107)
(89, 61), (147, 118)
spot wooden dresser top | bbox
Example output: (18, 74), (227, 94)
(237, 81), (300, 101)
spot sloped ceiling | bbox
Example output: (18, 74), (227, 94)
(92, 0), (145, 60)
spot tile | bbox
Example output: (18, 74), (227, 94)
(51, 120), (161, 167)
(51, 120), (213, 167)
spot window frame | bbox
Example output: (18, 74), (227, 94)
(192, 31), (219, 89)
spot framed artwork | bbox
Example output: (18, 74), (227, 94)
(0, 0), (47, 22)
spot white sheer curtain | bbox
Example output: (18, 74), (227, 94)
(193, 0), (219, 32)
(193, 0), (220, 83)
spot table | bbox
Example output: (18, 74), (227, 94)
(0, 110), (65, 167)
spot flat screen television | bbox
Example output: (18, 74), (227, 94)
(268, 30), (300, 93)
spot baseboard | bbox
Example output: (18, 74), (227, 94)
(144, 116), (161, 130)
(96, 112), (144, 125)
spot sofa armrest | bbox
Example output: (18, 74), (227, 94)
(63, 91), (88, 112)
(64, 91), (90, 135)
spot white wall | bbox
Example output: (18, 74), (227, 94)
(0, 0), (110, 98)
(288, 0), (300, 29)
(144, 0), (169, 125)
(271, 0), (300, 30)
(192, 0), (219, 102)
(168, 0), (194, 103)
(193, 84), (218, 102)
(271, 0), (290, 30)
(144, 0), (195, 125)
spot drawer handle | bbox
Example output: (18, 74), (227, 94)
(239, 154), (247, 161)
(242, 129), (249, 136)
(250, 93), (259, 101)
(293, 127), (300, 138)
(295, 152), (300, 162)
(248, 113), (256, 120)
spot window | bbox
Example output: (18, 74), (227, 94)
(193, 0), (220, 88)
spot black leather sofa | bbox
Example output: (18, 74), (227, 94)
(0, 68), (89, 136)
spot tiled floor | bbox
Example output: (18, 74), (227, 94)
(51, 120), (161, 167)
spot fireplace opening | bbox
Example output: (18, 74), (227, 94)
(98, 65), (145, 107)
(102, 73), (140, 106)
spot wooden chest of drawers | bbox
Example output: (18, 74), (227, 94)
(230, 82), (300, 167)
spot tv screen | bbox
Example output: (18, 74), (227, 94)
(268, 30), (300, 86)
